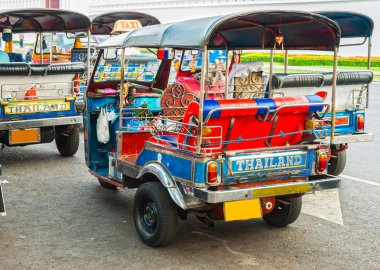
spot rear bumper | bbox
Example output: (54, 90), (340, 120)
(182, 176), (341, 204)
(318, 133), (374, 144)
(0, 116), (82, 130)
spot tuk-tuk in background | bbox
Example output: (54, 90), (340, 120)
(0, 9), (90, 156)
(270, 11), (374, 175)
(84, 10), (345, 246)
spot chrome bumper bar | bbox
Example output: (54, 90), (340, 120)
(182, 177), (341, 204)
(0, 116), (82, 130)
(318, 133), (374, 144)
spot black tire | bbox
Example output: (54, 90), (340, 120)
(263, 197), (302, 227)
(55, 128), (80, 156)
(133, 182), (178, 247)
(328, 150), (347, 176)
(98, 178), (117, 190)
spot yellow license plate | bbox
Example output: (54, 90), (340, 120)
(9, 129), (40, 145)
(224, 199), (262, 222)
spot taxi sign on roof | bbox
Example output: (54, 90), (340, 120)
(111, 20), (142, 34)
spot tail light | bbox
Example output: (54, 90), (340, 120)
(316, 152), (328, 173)
(207, 162), (219, 185)
(73, 73), (81, 93)
(356, 114), (365, 131)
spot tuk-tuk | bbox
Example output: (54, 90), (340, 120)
(0, 165), (5, 217)
(270, 11), (374, 175)
(84, 11), (343, 246)
(0, 9), (91, 156)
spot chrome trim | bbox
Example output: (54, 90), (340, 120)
(0, 116), (82, 130)
(136, 162), (187, 209)
(318, 133), (374, 144)
(181, 177), (341, 204)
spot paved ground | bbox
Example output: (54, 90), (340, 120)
(1, 84), (380, 270)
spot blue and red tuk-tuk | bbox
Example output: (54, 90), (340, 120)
(0, 9), (90, 156)
(272, 11), (374, 175)
(84, 11), (344, 246)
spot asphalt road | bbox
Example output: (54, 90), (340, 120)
(1, 84), (380, 270)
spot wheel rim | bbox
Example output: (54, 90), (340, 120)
(139, 200), (158, 234)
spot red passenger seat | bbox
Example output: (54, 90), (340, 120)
(177, 95), (324, 152)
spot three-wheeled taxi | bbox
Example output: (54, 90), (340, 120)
(271, 11), (374, 175)
(84, 11), (343, 246)
(0, 9), (91, 156)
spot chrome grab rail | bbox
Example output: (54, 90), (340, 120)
(1, 81), (74, 101)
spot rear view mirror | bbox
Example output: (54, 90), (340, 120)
(103, 48), (117, 60)
(2, 29), (12, 42)
(191, 50), (199, 55)
(157, 48), (174, 60)
(66, 32), (88, 39)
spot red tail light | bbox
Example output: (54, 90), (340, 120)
(207, 162), (218, 185)
(356, 114), (365, 131)
(316, 152), (328, 173)
(73, 73), (80, 93)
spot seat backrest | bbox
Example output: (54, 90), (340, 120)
(178, 95), (324, 152)
(272, 73), (324, 89)
(323, 71), (373, 86)
(0, 63), (30, 76)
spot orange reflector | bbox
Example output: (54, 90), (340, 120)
(317, 152), (328, 173)
(202, 127), (212, 136)
(207, 162), (218, 185)
(356, 114), (365, 131)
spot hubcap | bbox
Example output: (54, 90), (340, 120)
(140, 200), (158, 234)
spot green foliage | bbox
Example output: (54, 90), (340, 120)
(240, 53), (380, 68)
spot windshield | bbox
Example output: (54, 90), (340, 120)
(94, 48), (161, 83)
(180, 50), (227, 72)
(35, 33), (103, 55)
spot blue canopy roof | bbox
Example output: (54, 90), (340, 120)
(90, 11), (160, 35)
(98, 10), (341, 51)
(317, 11), (373, 38)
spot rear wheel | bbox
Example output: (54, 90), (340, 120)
(55, 127), (79, 156)
(263, 197), (302, 227)
(328, 150), (346, 176)
(134, 182), (178, 247)
(98, 178), (117, 190)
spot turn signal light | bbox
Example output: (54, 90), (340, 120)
(356, 114), (365, 131)
(207, 162), (218, 185)
(316, 152), (328, 173)
(202, 127), (212, 136)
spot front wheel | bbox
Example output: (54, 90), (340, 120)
(133, 182), (178, 247)
(55, 128), (80, 156)
(263, 197), (302, 227)
(98, 178), (117, 190)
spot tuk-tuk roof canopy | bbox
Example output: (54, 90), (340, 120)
(317, 11), (373, 38)
(90, 11), (160, 35)
(0, 8), (91, 33)
(97, 10), (341, 51)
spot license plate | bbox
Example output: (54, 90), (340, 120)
(224, 199), (262, 222)
(229, 151), (308, 175)
(9, 128), (40, 145)
(4, 101), (70, 115)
